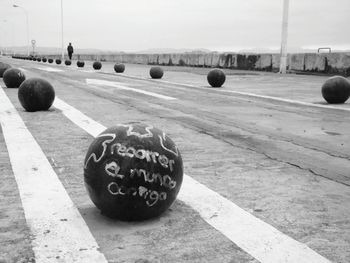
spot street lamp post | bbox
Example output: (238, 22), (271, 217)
(2, 20), (15, 55)
(0, 23), (4, 56)
(1, 20), (7, 55)
(0, 20), (13, 55)
(279, 0), (290, 74)
(13, 4), (30, 56)
(0, 29), (2, 55)
(61, 0), (64, 60)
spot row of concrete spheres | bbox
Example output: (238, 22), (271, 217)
(11, 55), (227, 87)
(6, 56), (350, 103)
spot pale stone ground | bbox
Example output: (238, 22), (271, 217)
(1, 57), (350, 262)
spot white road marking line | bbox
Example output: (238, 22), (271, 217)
(0, 88), (108, 263)
(36, 66), (63, 72)
(54, 98), (106, 138)
(224, 90), (350, 112)
(86, 78), (177, 100)
(179, 176), (331, 263)
(116, 73), (350, 112)
(108, 72), (200, 89)
(78, 69), (95, 73)
(53, 98), (331, 263)
(17, 67), (28, 72)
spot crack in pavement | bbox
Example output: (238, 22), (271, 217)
(193, 128), (350, 187)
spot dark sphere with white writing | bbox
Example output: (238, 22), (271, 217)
(18, 78), (55, 112)
(150, 67), (164, 79)
(321, 76), (350, 104)
(207, 69), (226, 87)
(84, 123), (183, 221)
(3, 68), (26, 88)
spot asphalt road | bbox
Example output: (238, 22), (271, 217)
(1, 57), (350, 263)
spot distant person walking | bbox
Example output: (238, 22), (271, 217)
(67, 42), (74, 60)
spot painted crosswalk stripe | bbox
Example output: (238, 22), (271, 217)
(0, 87), (108, 263)
(53, 97), (331, 263)
(86, 78), (177, 100)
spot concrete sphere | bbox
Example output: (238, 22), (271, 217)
(0, 62), (11, 78)
(77, 61), (85, 67)
(321, 76), (350, 104)
(84, 123), (183, 221)
(42, 58), (47, 63)
(207, 69), (226, 87)
(48, 58), (53, 63)
(65, 60), (72, 66)
(93, 61), (102, 70)
(55, 59), (62, 65)
(3, 68), (26, 88)
(114, 63), (125, 73)
(150, 67), (164, 79)
(18, 78), (55, 112)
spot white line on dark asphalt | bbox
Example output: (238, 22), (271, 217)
(36, 66), (63, 72)
(86, 78), (177, 100)
(17, 67), (28, 72)
(53, 97), (331, 263)
(73, 69), (95, 73)
(54, 98), (105, 137)
(224, 90), (350, 112)
(56, 67), (94, 73)
(0, 87), (108, 263)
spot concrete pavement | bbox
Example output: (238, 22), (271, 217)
(1, 57), (350, 262)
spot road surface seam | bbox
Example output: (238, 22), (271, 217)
(196, 127), (350, 187)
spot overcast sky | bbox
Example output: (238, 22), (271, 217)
(0, 0), (349, 52)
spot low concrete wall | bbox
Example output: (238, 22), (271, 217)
(50, 52), (350, 76)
